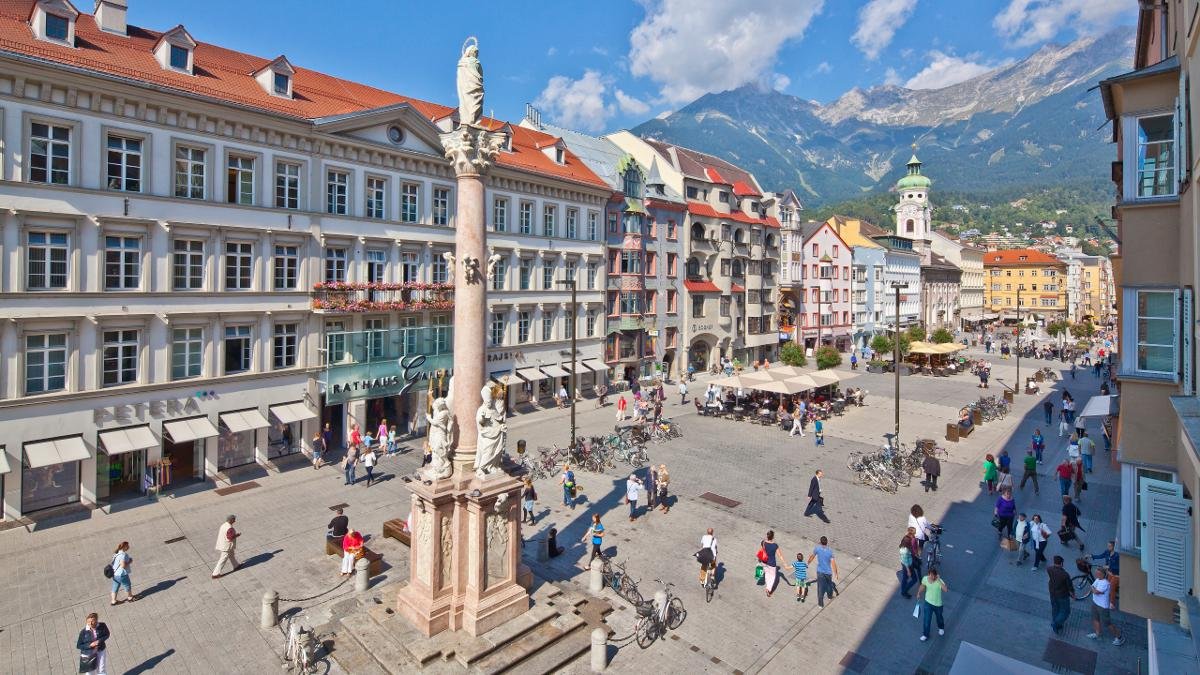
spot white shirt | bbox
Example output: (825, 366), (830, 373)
(908, 514), (930, 541)
(1091, 578), (1111, 608)
(1067, 443), (1080, 460)
(363, 450), (377, 468)
(1013, 519), (1029, 543)
(625, 479), (640, 501)
(700, 533), (718, 558)
(1029, 521), (1049, 543)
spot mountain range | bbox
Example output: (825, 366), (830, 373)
(631, 28), (1134, 209)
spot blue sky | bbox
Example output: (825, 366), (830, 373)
(132, 0), (1135, 133)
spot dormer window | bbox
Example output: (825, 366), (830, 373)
(31, 0), (79, 46)
(45, 12), (68, 40)
(253, 56), (295, 98)
(153, 25), (196, 75)
(555, 147), (564, 164)
(274, 72), (290, 96)
(169, 44), (188, 69)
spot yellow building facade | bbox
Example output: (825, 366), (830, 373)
(983, 249), (1067, 320)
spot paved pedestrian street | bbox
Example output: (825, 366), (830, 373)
(0, 349), (1139, 674)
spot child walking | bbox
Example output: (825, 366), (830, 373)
(814, 419), (825, 446)
(793, 552), (809, 602)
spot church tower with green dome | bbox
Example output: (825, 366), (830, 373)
(893, 151), (933, 258)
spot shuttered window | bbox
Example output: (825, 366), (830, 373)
(1140, 477), (1192, 599)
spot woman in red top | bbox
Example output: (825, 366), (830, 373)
(341, 530), (364, 576)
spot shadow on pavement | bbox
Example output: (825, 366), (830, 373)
(139, 576), (187, 600)
(124, 648), (175, 674)
(240, 549), (284, 570)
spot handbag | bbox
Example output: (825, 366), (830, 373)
(990, 516), (1002, 530)
(79, 652), (98, 673)
(1082, 481), (1089, 491)
(756, 545), (769, 563)
(103, 563), (114, 579)
(754, 564), (764, 583)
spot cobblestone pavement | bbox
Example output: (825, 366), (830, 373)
(0, 349), (1139, 674)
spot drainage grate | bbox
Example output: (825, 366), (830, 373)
(163, 535), (187, 544)
(213, 481), (260, 496)
(699, 492), (741, 508)
(1042, 638), (1097, 675)
(329, 503), (350, 511)
(839, 651), (870, 673)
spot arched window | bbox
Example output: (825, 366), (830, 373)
(686, 256), (701, 278)
(766, 233), (776, 248)
(906, 219), (915, 233)
(733, 228), (745, 244)
(691, 223), (706, 240)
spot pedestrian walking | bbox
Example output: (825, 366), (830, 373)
(917, 567), (948, 641)
(1013, 514), (1032, 565)
(1058, 409), (1070, 437)
(1061, 496), (1086, 552)
(1042, 399), (1054, 426)
(343, 444), (359, 485)
(982, 454), (998, 494)
(1066, 434), (1081, 462)
(107, 542), (136, 605)
(1055, 459), (1073, 496)
(758, 530), (783, 596)
(804, 469), (829, 522)
(387, 425), (398, 456)
(583, 514), (605, 562)
(994, 488), (1016, 540)
(311, 432), (325, 469)
(348, 423), (363, 448)
(521, 478), (537, 524)
(322, 422), (333, 454)
(1079, 433), (1096, 473)
(1032, 428), (1046, 463)
(899, 531), (919, 598)
(1030, 514), (1051, 570)
(1047, 555), (1072, 633)
(647, 465), (658, 509)
(997, 448), (1011, 474)
(212, 515), (240, 578)
(76, 612), (110, 675)
(908, 504), (931, 550)
(793, 552), (810, 602)
(678, 380), (688, 405)
(997, 466), (1014, 493)
(560, 464), (576, 509)
(362, 446), (377, 486)
(1087, 568), (1125, 645)
(625, 473), (642, 522)
(655, 464), (670, 513)
(1070, 362), (1077, 379)
(813, 418), (825, 445)
(1020, 449), (1040, 494)
(1071, 458), (1085, 502)
(616, 395), (628, 421)
(922, 453), (941, 492)
(340, 529), (363, 577)
(808, 536), (839, 608)
(376, 419), (388, 450)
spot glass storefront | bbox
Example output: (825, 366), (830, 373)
(266, 421), (299, 459)
(160, 438), (200, 488)
(217, 427), (255, 469)
(21, 462), (80, 513)
(97, 450), (145, 501)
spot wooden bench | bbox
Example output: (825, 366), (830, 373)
(324, 537), (341, 556)
(383, 518), (411, 546)
(959, 422), (975, 437)
(945, 423), (960, 443)
(325, 539), (383, 576)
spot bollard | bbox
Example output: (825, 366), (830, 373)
(355, 557), (370, 592)
(589, 557), (604, 594)
(590, 626), (608, 672)
(536, 535), (549, 562)
(261, 590), (278, 628)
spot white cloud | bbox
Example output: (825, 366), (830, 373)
(883, 67), (903, 86)
(534, 70), (614, 133)
(852, 0), (918, 60)
(815, 62), (832, 75)
(904, 51), (996, 89)
(546, 46), (557, 57)
(615, 89), (651, 116)
(993, 0), (1131, 48)
(629, 0), (825, 105)
(771, 73), (792, 91)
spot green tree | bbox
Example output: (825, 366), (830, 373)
(908, 325), (928, 342)
(870, 334), (893, 357)
(930, 327), (954, 344)
(1046, 319), (1070, 338)
(1070, 321), (1096, 339)
(780, 341), (807, 367)
(815, 345), (842, 370)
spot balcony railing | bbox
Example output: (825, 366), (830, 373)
(312, 282), (453, 313)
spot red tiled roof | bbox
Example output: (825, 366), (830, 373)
(0, 1), (607, 190)
(732, 180), (760, 197)
(704, 167), (729, 185)
(763, 216), (780, 228)
(684, 280), (721, 293)
(731, 284), (746, 293)
(983, 249), (1064, 266)
(646, 198), (686, 212)
(685, 201), (774, 227)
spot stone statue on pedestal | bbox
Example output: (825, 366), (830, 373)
(474, 384), (507, 478)
(456, 37), (484, 127)
(424, 378), (455, 480)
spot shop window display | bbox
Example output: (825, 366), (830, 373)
(217, 427), (256, 469)
(22, 462), (80, 512)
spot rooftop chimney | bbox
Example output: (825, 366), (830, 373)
(94, 0), (127, 36)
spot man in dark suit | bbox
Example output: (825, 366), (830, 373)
(77, 612), (110, 675)
(804, 469), (830, 522)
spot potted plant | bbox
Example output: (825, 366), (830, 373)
(780, 341), (807, 367)
(815, 345), (842, 370)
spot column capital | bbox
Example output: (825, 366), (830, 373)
(440, 125), (506, 177)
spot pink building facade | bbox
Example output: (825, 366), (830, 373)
(781, 221), (854, 352)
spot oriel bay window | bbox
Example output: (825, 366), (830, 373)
(1131, 113), (1176, 198)
(1121, 287), (1187, 380)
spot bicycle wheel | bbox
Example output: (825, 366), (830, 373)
(1072, 575), (1093, 600)
(704, 577), (715, 604)
(666, 597), (685, 629)
(620, 576), (643, 605)
(634, 616), (657, 649)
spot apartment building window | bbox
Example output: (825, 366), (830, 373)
(326, 170), (349, 215)
(564, 310), (575, 339)
(401, 252), (420, 283)
(227, 155), (255, 205)
(223, 325), (252, 374)
(273, 245), (298, 290)
(324, 247), (347, 284)
(491, 257), (507, 291)
(493, 197), (508, 232)
(490, 313), (505, 346)
(273, 323), (297, 368)
(1122, 288), (1179, 378)
(566, 209), (578, 239)
(645, 252), (657, 275)
(104, 236), (140, 290)
(364, 319), (386, 359)
(620, 251), (641, 275)
(1134, 114), (1176, 198)
(105, 135), (142, 191)
(432, 254), (449, 284)
(620, 292), (641, 314)
(275, 161), (300, 209)
(608, 212), (618, 234)
(102, 329), (139, 387)
(171, 327), (203, 380)
(518, 311), (531, 343)
(225, 242), (253, 290)
(366, 249), (386, 284)
(44, 11), (69, 41)
(587, 262), (598, 290)
(174, 146), (205, 199)
(25, 333), (66, 394)
(433, 314), (451, 352)
(29, 121), (71, 184)
(519, 258), (534, 290)
(326, 321), (346, 364)
(542, 315), (554, 340)
(520, 202), (534, 234)
(667, 290), (677, 313)
(543, 264), (554, 290)
(433, 187), (450, 226)
(586, 310), (597, 336)
(543, 205), (556, 237)
(366, 177), (387, 219)
(720, 297), (731, 317)
(692, 295), (705, 318)
(172, 239), (204, 290)
(26, 231), (68, 290)
(588, 211), (598, 240)
(566, 261), (577, 283)
(401, 183), (420, 222)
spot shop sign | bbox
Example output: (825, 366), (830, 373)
(324, 353), (454, 405)
(691, 323), (714, 333)
(94, 397), (203, 425)
(487, 351), (524, 363)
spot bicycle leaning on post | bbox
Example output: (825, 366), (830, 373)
(633, 579), (685, 648)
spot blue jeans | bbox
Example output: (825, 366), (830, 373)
(1058, 477), (1071, 496)
(816, 572), (835, 606)
(900, 565), (918, 596)
(345, 463), (356, 485)
(1035, 445), (1044, 462)
(1051, 596), (1071, 632)
(922, 601), (945, 637)
(111, 574), (131, 594)
(1082, 454), (1093, 472)
(563, 485), (573, 507)
(1044, 411), (1052, 425)
(387, 440), (396, 455)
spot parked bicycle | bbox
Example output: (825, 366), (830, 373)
(599, 556), (643, 605)
(923, 524), (945, 570)
(633, 580), (685, 648)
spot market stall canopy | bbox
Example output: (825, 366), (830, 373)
(24, 435), (90, 469)
(1079, 394), (1119, 419)
(908, 341), (940, 355)
(516, 367), (547, 382)
(806, 370), (844, 387)
(269, 401), (318, 424)
(740, 370), (795, 383)
(746, 377), (815, 394)
(708, 374), (748, 388)
(219, 409), (270, 433)
(769, 365), (810, 378)
(98, 425), (158, 456)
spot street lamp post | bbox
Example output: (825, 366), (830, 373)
(891, 282), (908, 449)
(1016, 284), (1022, 396)
(558, 279), (578, 447)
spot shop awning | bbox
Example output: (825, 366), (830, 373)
(516, 367), (547, 382)
(580, 359), (605, 372)
(0, 450), (11, 475)
(24, 435), (90, 469)
(98, 425), (158, 456)
(163, 416), (219, 444)
(220, 409), (270, 433)
(541, 364), (571, 379)
(491, 372), (526, 386)
(1079, 394), (1119, 419)
(269, 401), (318, 425)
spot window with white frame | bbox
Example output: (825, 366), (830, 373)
(492, 257), (507, 291)
(1122, 288), (1179, 379)
(564, 310), (575, 338)
(518, 311), (531, 343)
(104, 236), (140, 290)
(398, 316), (417, 355)
(223, 325), (252, 374)
(365, 318), (386, 360)
(542, 263), (554, 290)
(102, 329), (139, 387)
(401, 182), (420, 222)
(1135, 114), (1176, 198)
(25, 333), (66, 394)
(325, 321), (346, 364)
(366, 177), (387, 219)
(432, 253), (448, 284)
(519, 202), (533, 234)
(1131, 467), (1178, 549)
(273, 244), (298, 290)
(401, 251), (420, 283)
(324, 247), (347, 284)
(588, 211), (598, 240)
(225, 241), (253, 290)
(227, 155), (255, 205)
(105, 135), (142, 192)
(174, 145), (205, 199)
(366, 249), (386, 284)
(275, 161), (300, 209)
(432, 314), (451, 352)
(542, 314), (554, 340)
(172, 239), (204, 290)
(169, 44), (189, 70)
(566, 208), (578, 239)
(587, 262), (598, 290)
(273, 323), (297, 368)
(519, 258), (533, 290)
(326, 170), (349, 215)
(493, 197), (508, 232)
(586, 310), (597, 336)
(171, 327), (202, 380)
(30, 121), (71, 185)
(566, 260), (577, 283)
(433, 187), (450, 226)
(490, 312), (505, 346)
(26, 231), (68, 290)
